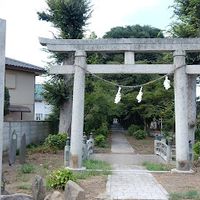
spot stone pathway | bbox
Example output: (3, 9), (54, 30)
(97, 131), (169, 200)
(111, 132), (135, 154)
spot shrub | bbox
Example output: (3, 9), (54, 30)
(46, 168), (76, 190)
(128, 124), (141, 136)
(195, 128), (200, 141)
(95, 134), (106, 147)
(133, 130), (147, 140)
(193, 141), (200, 160)
(20, 164), (35, 174)
(96, 123), (109, 136)
(44, 133), (67, 150)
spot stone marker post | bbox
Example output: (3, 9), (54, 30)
(174, 50), (190, 171)
(32, 175), (46, 200)
(19, 133), (26, 164)
(70, 50), (86, 169)
(0, 18), (6, 196)
(8, 130), (17, 166)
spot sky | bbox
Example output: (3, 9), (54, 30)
(0, 0), (174, 69)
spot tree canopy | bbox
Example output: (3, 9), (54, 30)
(38, 0), (92, 133)
(104, 25), (163, 38)
(171, 0), (200, 37)
(38, 0), (92, 39)
(84, 25), (175, 136)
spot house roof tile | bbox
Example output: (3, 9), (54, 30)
(5, 57), (46, 74)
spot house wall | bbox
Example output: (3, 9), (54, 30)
(35, 101), (52, 120)
(3, 121), (50, 152)
(5, 69), (35, 121)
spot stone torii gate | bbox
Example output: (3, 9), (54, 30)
(40, 37), (200, 172)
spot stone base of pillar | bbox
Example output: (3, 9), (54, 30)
(176, 160), (191, 171)
(171, 168), (194, 174)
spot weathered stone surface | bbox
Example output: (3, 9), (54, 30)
(0, 18), (6, 196)
(65, 180), (85, 200)
(1, 194), (33, 200)
(39, 37), (200, 52)
(1, 190), (9, 195)
(44, 191), (64, 200)
(70, 51), (86, 169)
(9, 130), (17, 166)
(19, 133), (26, 164)
(32, 175), (46, 200)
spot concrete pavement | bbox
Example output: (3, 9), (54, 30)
(97, 130), (169, 200)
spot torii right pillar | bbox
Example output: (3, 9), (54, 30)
(174, 50), (191, 171)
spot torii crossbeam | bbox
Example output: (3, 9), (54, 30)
(40, 37), (199, 172)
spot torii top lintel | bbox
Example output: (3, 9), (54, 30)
(39, 37), (200, 53)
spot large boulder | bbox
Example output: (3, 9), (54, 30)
(32, 175), (46, 200)
(44, 191), (64, 200)
(1, 194), (33, 200)
(64, 180), (85, 200)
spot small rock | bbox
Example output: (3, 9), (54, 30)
(44, 191), (64, 200)
(1, 189), (10, 195)
(65, 180), (85, 200)
(1, 194), (33, 200)
(32, 175), (46, 200)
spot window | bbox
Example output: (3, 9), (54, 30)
(36, 113), (43, 121)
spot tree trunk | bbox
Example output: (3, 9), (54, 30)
(59, 98), (72, 133)
(58, 53), (74, 134)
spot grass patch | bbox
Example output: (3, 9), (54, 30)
(143, 162), (171, 171)
(27, 145), (56, 154)
(83, 159), (112, 171)
(17, 183), (31, 190)
(170, 190), (200, 200)
(74, 159), (112, 180)
(75, 170), (110, 180)
(20, 163), (35, 174)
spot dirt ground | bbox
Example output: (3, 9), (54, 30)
(125, 134), (200, 196)
(2, 136), (200, 198)
(153, 160), (200, 196)
(2, 151), (107, 199)
(125, 134), (155, 154)
(154, 171), (200, 194)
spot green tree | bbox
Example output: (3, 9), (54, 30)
(104, 25), (163, 38)
(171, 0), (200, 37)
(84, 80), (116, 135)
(103, 25), (164, 63)
(38, 0), (92, 133)
(101, 25), (174, 132)
(170, 0), (200, 64)
(37, 0), (91, 39)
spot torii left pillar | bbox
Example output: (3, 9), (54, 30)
(0, 19), (6, 196)
(70, 50), (86, 169)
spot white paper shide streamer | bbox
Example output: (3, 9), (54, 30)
(136, 87), (143, 103)
(114, 87), (121, 104)
(163, 76), (171, 90)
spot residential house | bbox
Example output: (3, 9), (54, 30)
(35, 84), (52, 120)
(4, 57), (46, 121)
